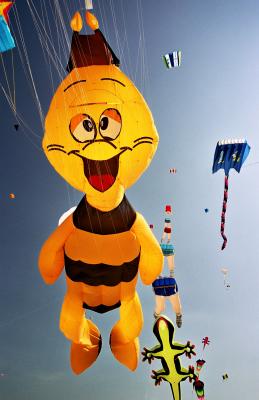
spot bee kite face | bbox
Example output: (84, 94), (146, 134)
(43, 65), (159, 197)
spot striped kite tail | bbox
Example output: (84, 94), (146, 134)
(220, 175), (229, 250)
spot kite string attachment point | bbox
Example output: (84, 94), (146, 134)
(221, 174), (229, 250)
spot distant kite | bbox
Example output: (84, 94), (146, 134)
(9, 193), (15, 199)
(222, 373), (229, 380)
(202, 337), (210, 350)
(0, 1), (15, 53)
(221, 267), (229, 288)
(163, 51), (181, 69)
(204, 208), (209, 213)
(170, 168), (177, 174)
(212, 138), (250, 250)
(194, 360), (206, 399)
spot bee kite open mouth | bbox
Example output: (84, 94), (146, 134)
(82, 153), (120, 192)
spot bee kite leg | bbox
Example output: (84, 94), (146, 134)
(110, 291), (144, 370)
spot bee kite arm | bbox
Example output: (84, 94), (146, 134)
(131, 212), (163, 285)
(38, 215), (75, 285)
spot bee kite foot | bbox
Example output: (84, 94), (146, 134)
(70, 319), (102, 375)
(110, 335), (139, 371)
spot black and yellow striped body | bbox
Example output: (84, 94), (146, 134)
(64, 195), (140, 313)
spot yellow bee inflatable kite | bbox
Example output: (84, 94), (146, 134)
(39, 11), (163, 374)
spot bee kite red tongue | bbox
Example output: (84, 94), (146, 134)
(88, 174), (116, 192)
(83, 155), (119, 192)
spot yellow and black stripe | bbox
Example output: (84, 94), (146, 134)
(64, 195), (140, 304)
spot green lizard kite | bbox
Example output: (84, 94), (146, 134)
(142, 315), (197, 400)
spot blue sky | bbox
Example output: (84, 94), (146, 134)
(0, 0), (259, 399)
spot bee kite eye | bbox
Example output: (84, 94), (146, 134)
(99, 108), (122, 140)
(70, 114), (97, 142)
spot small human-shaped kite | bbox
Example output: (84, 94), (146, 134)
(142, 315), (196, 400)
(202, 337), (210, 350)
(153, 205), (182, 327)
